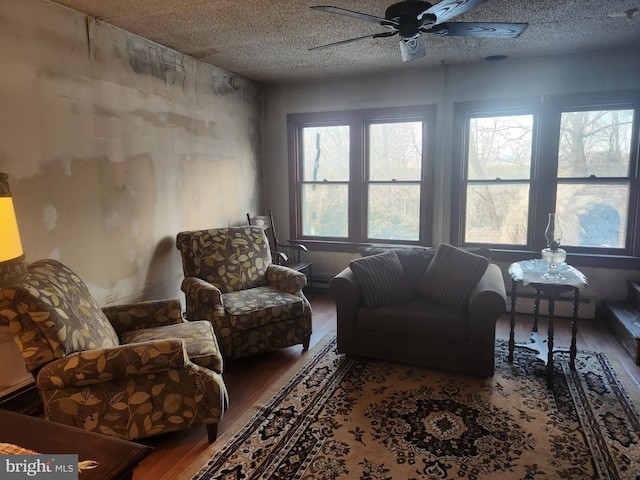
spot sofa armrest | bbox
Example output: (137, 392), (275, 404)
(329, 267), (363, 354)
(266, 264), (307, 294)
(103, 299), (183, 336)
(468, 263), (507, 321)
(180, 276), (227, 324)
(37, 338), (188, 389)
(181, 277), (223, 303)
(329, 267), (363, 308)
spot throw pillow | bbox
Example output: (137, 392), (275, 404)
(359, 245), (437, 288)
(349, 250), (413, 308)
(418, 243), (489, 311)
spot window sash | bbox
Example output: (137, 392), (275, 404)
(367, 182), (422, 242)
(288, 106), (435, 247)
(452, 92), (640, 258)
(300, 182), (349, 238)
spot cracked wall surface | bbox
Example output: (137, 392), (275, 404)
(0, 0), (262, 306)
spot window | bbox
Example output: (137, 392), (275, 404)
(464, 113), (534, 246)
(288, 106), (435, 249)
(367, 121), (424, 241)
(556, 109), (633, 249)
(453, 92), (640, 260)
(300, 125), (350, 238)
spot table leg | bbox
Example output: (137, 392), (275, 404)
(508, 278), (517, 363)
(533, 289), (541, 333)
(570, 287), (580, 370)
(547, 297), (555, 387)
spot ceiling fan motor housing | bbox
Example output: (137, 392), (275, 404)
(385, 1), (437, 39)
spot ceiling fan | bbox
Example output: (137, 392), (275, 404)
(310, 0), (528, 62)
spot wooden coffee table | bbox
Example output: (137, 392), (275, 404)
(0, 409), (152, 480)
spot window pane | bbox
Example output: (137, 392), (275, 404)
(368, 184), (420, 241)
(468, 115), (533, 180)
(556, 183), (629, 248)
(369, 122), (422, 181)
(302, 184), (348, 237)
(558, 110), (633, 178)
(302, 126), (349, 181)
(464, 184), (529, 244)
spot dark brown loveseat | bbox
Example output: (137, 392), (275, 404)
(329, 244), (507, 377)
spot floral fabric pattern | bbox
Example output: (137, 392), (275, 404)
(222, 286), (305, 329)
(0, 260), (119, 371)
(37, 338), (190, 389)
(0, 259), (228, 441)
(121, 320), (224, 373)
(103, 299), (183, 336)
(265, 264), (307, 293)
(39, 354), (227, 441)
(176, 227), (271, 294)
(176, 226), (312, 360)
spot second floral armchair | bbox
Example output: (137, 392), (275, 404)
(176, 226), (313, 360)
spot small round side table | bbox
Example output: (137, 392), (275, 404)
(507, 259), (588, 386)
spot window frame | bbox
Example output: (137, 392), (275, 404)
(451, 90), (640, 268)
(288, 105), (436, 252)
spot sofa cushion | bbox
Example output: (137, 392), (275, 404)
(222, 286), (305, 330)
(357, 299), (468, 340)
(359, 245), (491, 295)
(418, 243), (489, 311)
(349, 251), (413, 308)
(121, 320), (224, 374)
(360, 246), (436, 291)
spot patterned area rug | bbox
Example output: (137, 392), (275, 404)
(193, 337), (640, 480)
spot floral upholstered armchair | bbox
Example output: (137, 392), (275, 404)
(0, 260), (228, 442)
(175, 226), (313, 359)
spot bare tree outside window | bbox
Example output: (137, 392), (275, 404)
(301, 125), (349, 237)
(368, 121), (423, 241)
(291, 106), (434, 245)
(459, 104), (636, 254)
(556, 109), (633, 248)
(465, 115), (533, 245)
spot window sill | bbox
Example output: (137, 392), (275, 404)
(297, 240), (640, 270)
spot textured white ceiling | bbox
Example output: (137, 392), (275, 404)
(50, 0), (640, 83)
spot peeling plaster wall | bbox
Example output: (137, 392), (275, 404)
(0, 0), (262, 308)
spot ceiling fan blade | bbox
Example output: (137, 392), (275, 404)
(311, 6), (398, 27)
(425, 22), (528, 38)
(309, 31), (397, 51)
(420, 0), (490, 24)
(373, 31), (399, 39)
(399, 37), (426, 62)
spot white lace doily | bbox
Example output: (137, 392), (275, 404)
(508, 259), (588, 288)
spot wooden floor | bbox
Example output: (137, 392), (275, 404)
(132, 294), (640, 480)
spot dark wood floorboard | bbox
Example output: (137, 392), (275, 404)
(132, 294), (640, 480)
